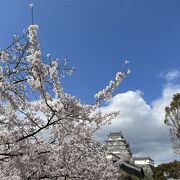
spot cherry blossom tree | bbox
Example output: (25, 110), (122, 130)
(0, 5), (130, 180)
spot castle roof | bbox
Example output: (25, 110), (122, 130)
(134, 156), (154, 162)
(108, 132), (123, 137)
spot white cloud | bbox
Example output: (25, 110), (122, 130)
(160, 70), (180, 81)
(96, 85), (180, 165)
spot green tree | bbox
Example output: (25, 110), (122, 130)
(153, 161), (180, 179)
(165, 93), (180, 155)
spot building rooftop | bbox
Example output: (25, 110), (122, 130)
(134, 156), (154, 162)
(108, 132), (123, 137)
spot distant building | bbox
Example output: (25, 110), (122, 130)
(105, 132), (132, 162)
(134, 157), (154, 166)
(105, 132), (155, 179)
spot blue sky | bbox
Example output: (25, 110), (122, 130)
(0, 0), (179, 103)
(0, 0), (180, 164)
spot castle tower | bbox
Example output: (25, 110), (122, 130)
(105, 132), (132, 162)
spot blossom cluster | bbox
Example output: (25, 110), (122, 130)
(94, 60), (130, 105)
(28, 24), (39, 49)
(95, 71), (125, 103)
(0, 51), (9, 63)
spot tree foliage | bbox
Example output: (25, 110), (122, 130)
(165, 93), (180, 155)
(153, 161), (180, 179)
(0, 6), (130, 180)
